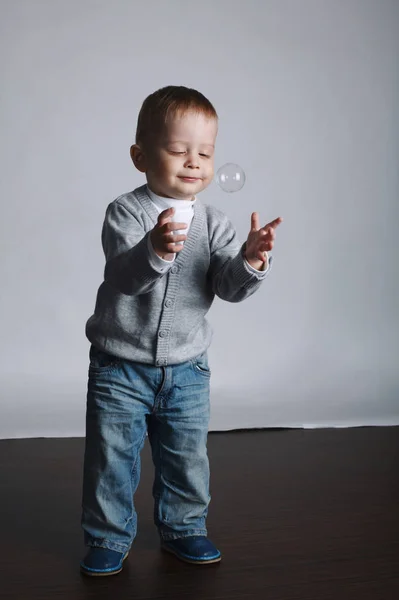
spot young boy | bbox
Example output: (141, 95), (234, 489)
(80, 86), (282, 576)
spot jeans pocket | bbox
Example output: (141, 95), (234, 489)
(88, 344), (122, 375)
(192, 353), (211, 377)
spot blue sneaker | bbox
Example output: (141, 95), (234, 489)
(80, 547), (129, 577)
(161, 536), (221, 565)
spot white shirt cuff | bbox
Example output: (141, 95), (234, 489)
(147, 234), (175, 273)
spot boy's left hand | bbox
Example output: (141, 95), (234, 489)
(245, 213), (283, 271)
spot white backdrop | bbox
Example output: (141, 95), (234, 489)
(1, 0), (398, 439)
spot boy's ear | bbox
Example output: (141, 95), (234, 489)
(130, 144), (146, 173)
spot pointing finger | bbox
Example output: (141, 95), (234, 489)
(263, 217), (283, 231)
(251, 212), (260, 231)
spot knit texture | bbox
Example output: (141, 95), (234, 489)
(86, 185), (273, 365)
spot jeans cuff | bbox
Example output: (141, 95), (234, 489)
(86, 539), (131, 554)
(159, 529), (208, 541)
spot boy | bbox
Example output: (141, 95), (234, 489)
(80, 86), (282, 576)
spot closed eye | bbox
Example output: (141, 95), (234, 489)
(170, 151), (211, 158)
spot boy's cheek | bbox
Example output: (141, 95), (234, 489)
(205, 166), (214, 183)
(161, 156), (179, 171)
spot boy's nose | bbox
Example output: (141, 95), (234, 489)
(184, 154), (200, 168)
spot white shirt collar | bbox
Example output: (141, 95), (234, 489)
(146, 185), (196, 210)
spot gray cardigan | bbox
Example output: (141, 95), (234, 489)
(86, 185), (273, 366)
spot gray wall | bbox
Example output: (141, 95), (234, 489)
(1, 0), (398, 438)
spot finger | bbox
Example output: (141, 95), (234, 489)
(257, 250), (268, 262)
(266, 237), (275, 249)
(166, 242), (184, 253)
(257, 229), (274, 245)
(265, 227), (275, 239)
(259, 241), (273, 252)
(260, 232), (274, 245)
(159, 207), (175, 219)
(260, 227), (277, 242)
(263, 217), (283, 230)
(158, 208), (175, 226)
(164, 234), (187, 244)
(162, 221), (188, 233)
(258, 228), (269, 239)
(251, 212), (260, 231)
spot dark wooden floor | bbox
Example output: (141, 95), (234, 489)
(0, 427), (398, 599)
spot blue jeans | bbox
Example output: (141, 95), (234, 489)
(81, 344), (211, 553)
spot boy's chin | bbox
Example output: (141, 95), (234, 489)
(174, 181), (208, 199)
(147, 179), (207, 200)
(175, 190), (198, 200)
(164, 186), (201, 200)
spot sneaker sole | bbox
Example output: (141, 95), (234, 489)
(80, 551), (129, 577)
(161, 544), (221, 565)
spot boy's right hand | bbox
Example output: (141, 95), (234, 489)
(150, 208), (188, 261)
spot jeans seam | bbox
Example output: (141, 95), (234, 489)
(158, 423), (165, 524)
(154, 367), (167, 412)
(129, 428), (147, 533)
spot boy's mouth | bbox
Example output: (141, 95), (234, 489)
(178, 176), (201, 182)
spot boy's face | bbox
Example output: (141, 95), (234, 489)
(132, 111), (218, 200)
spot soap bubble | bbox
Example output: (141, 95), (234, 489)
(216, 163), (246, 193)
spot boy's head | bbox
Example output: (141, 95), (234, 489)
(131, 86), (218, 200)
